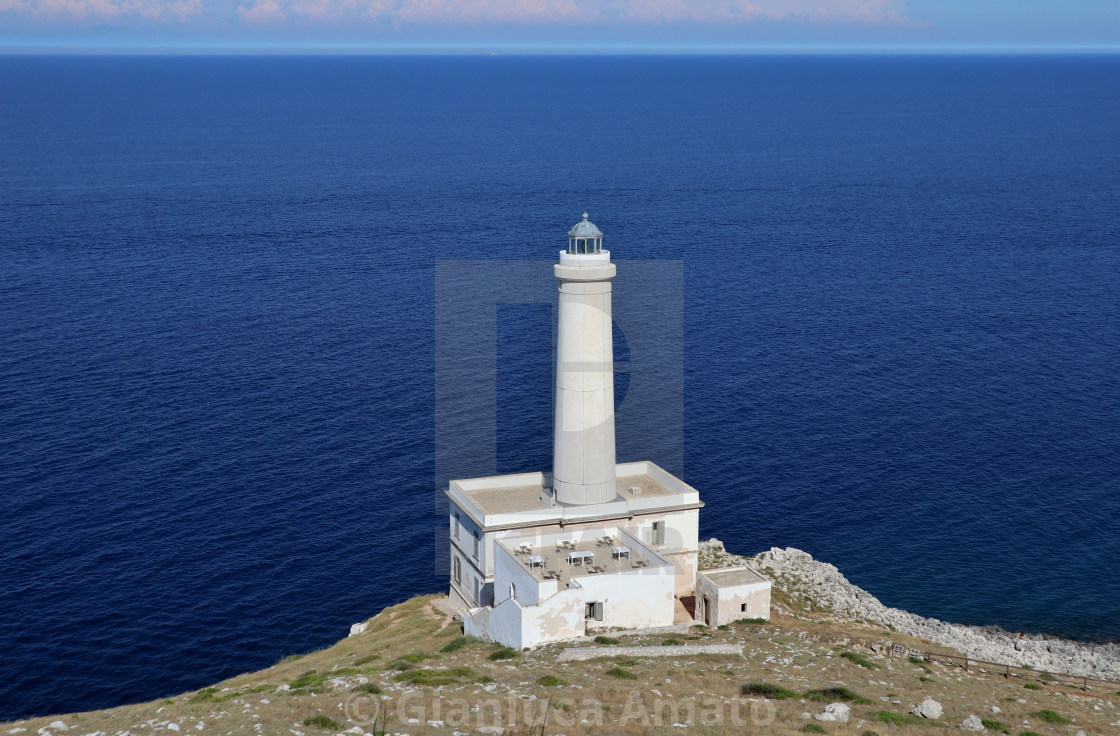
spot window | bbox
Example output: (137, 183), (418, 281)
(453, 556), (461, 585)
(584, 601), (604, 621)
(473, 530), (480, 559)
(650, 521), (664, 546)
(510, 583), (517, 601)
(740, 603), (747, 613)
(452, 512), (460, 540)
(476, 578), (484, 605)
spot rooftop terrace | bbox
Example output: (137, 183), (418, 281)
(501, 532), (666, 587)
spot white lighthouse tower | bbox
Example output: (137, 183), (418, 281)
(443, 213), (768, 648)
(553, 213), (617, 505)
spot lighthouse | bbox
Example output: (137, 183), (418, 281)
(552, 213), (617, 505)
(442, 213), (767, 648)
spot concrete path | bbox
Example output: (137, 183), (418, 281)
(557, 644), (743, 661)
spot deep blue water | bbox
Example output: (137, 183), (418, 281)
(1, 55), (1118, 722)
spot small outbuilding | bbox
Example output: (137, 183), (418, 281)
(695, 566), (771, 626)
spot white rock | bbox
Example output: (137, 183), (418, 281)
(348, 622), (368, 637)
(166, 724), (180, 733)
(47, 723), (68, 733)
(913, 699), (943, 719)
(815, 703), (851, 723)
(960, 715), (985, 731)
(8, 729), (26, 734)
(1075, 731), (1086, 736)
(989, 707), (1001, 714)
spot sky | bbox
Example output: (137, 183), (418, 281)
(1, 0), (1118, 53)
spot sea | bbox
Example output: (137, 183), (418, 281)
(0, 55), (1117, 722)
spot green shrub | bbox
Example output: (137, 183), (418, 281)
(393, 670), (458, 686)
(353, 654), (380, 666)
(476, 676), (494, 684)
(691, 623), (707, 629)
(399, 652), (429, 663)
(448, 667), (476, 678)
(288, 670), (329, 692)
(662, 639), (683, 646)
(740, 683), (799, 699)
(717, 624), (730, 631)
(351, 683), (381, 694)
(1023, 683), (1042, 691)
(863, 731), (881, 736)
(189, 687), (219, 703)
(1020, 732), (1044, 736)
(537, 675), (568, 687)
(278, 653), (305, 664)
(606, 667), (637, 680)
(839, 651), (878, 669)
(302, 715), (343, 730)
(804, 687), (871, 704)
(801, 724), (828, 734)
(594, 635), (621, 645)
(919, 676), (935, 683)
(1034, 710), (1072, 725)
(909, 656), (932, 673)
(440, 636), (475, 653)
(488, 648), (519, 661)
(735, 618), (768, 625)
(981, 719), (1010, 733)
(866, 710), (933, 727)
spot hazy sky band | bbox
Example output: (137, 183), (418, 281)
(1, 0), (1118, 54)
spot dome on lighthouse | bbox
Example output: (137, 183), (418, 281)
(568, 212), (603, 238)
(566, 212), (603, 254)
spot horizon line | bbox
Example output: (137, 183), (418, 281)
(3, 42), (1120, 56)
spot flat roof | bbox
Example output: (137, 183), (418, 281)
(447, 460), (702, 529)
(460, 472), (674, 516)
(502, 532), (667, 586)
(699, 566), (769, 588)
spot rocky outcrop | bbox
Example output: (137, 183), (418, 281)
(960, 715), (986, 730)
(913, 698), (943, 719)
(699, 539), (1120, 681)
(815, 703), (850, 723)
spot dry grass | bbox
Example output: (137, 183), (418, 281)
(4, 591), (1118, 736)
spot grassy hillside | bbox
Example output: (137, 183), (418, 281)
(5, 589), (1118, 735)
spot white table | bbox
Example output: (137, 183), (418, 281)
(612, 545), (631, 560)
(567, 550), (594, 566)
(528, 555), (545, 568)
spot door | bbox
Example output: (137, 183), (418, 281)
(703, 596), (712, 626)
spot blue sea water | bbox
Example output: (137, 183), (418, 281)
(1, 55), (1118, 722)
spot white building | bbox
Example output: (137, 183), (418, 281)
(446, 213), (769, 649)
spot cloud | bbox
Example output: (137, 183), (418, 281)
(372, 0), (910, 24)
(2, 0), (909, 25)
(2, 0), (202, 20)
(238, 0), (284, 22)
